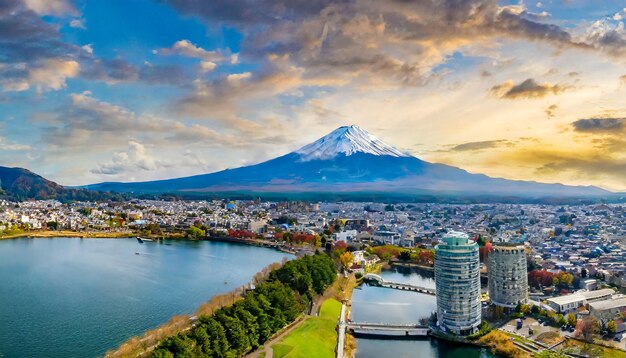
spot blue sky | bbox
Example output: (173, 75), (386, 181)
(1, 0), (625, 190)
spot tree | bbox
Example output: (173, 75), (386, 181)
(531, 305), (540, 314)
(399, 251), (411, 261)
(187, 226), (206, 239)
(566, 313), (577, 327)
(339, 251), (354, 268)
(607, 320), (617, 335)
(576, 317), (599, 342)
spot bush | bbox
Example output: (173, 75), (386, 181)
(467, 321), (492, 340)
(355, 272), (363, 279)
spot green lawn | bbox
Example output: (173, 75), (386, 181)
(272, 298), (342, 358)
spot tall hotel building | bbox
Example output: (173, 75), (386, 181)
(488, 244), (528, 308)
(434, 231), (482, 335)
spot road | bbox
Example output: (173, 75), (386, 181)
(336, 301), (347, 358)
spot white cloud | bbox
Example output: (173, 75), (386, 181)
(23, 0), (77, 16)
(81, 44), (94, 54)
(91, 140), (168, 175)
(158, 40), (227, 62)
(70, 19), (86, 29)
(199, 61), (217, 73)
(226, 72), (252, 84)
(1, 59), (80, 93)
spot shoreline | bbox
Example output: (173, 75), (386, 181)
(0, 230), (134, 240)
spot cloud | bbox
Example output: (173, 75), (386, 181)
(1, 58), (79, 93)
(0, 136), (30, 151)
(448, 140), (512, 152)
(157, 39), (228, 62)
(584, 17), (626, 57)
(545, 104), (558, 119)
(0, 1), (80, 62)
(571, 117), (625, 134)
(199, 61), (216, 73)
(91, 140), (216, 177)
(23, 0), (77, 16)
(91, 140), (171, 175)
(490, 78), (569, 99)
(81, 58), (189, 85)
(163, 0), (591, 89)
(39, 92), (242, 150)
(69, 18), (86, 29)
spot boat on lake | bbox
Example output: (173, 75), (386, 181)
(136, 237), (154, 243)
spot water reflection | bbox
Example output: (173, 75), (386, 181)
(351, 266), (493, 358)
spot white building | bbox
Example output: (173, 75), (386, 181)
(589, 296), (626, 323)
(547, 289), (615, 313)
(435, 231), (482, 335)
(488, 245), (528, 308)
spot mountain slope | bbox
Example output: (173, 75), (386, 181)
(85, 125), (612, 199)
(0, 166), (126, 201)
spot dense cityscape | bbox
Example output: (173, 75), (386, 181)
(2, 0), (626, 357)
(2, 198), (626, 356)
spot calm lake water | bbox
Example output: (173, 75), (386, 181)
(0, 238), (291, 358)
(351, 266), (495, 358)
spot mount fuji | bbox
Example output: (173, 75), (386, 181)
(86, 125), (611, 200)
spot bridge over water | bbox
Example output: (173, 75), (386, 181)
(363, 273), (436, 295)
(347, 322), (430, 338)
(335, 301), (432, 358)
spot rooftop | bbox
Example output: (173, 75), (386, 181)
(589, 296), (626, 311)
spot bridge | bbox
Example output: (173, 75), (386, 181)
(347, 322), (430, 338)
(363, 273), (436, 295)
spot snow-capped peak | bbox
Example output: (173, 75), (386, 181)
(295, 125), (410, 161)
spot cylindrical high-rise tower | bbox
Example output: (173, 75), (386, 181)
(488, 244), (528, 308)
(434, 231), (481, 335)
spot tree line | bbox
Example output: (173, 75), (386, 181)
(151, 253), (337, 357)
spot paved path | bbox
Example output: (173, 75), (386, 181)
(245, 316), (307, 358)
(336, 301), (347, 358)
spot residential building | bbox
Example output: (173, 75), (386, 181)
(435, 231), (482, 335)
(488, 244), (528, 308)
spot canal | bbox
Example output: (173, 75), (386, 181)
(0, 237), (292, 358)
(351, 266), (495, 358)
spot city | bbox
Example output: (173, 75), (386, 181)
(1, 0), (626, 357)
(2, 198), (625, 356)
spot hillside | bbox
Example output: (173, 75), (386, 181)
(0, 166), (126, 201)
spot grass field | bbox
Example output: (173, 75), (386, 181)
(272, 298), (341, 358)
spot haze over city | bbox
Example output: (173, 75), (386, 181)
(1, 0), (625, 190)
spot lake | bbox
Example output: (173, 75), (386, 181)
(351, 266), (494, 358)
(0, 238), (291, 358)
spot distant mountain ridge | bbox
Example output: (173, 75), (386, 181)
(0, 166), (125, 201)
(85, 125), (614, 200)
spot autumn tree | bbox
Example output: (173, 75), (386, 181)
(576, 317), (599, 342)
(340, 251), (354, 268)
(566, 313), (577, 327)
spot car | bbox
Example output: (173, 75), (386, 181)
(568, 326), (575, 332)
(614, 335), (623, 342)
(561, 325), (567, 331)
(538, 319), (543, 324)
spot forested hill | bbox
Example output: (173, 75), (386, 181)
(0, 166), (127, 201)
